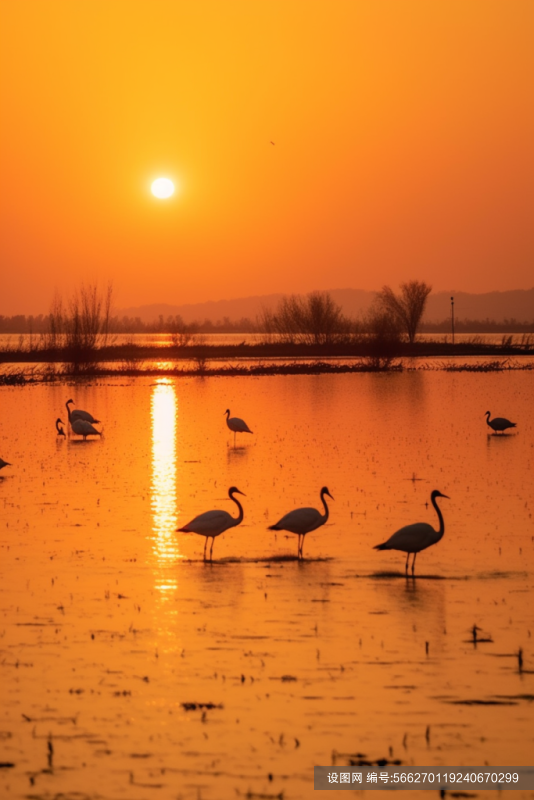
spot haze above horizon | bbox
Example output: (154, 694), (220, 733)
(1, 1), (533, 316)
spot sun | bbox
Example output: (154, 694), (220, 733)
(151, 177), (175, 199)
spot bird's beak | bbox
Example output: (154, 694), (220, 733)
(237, 490), (246, 496)
(441, 493), (450, 499)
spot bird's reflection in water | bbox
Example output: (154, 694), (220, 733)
(226, 444), (251, 461)
(486, 432), (515, 447)
(372, 577), (447, 651)
(151, 379), (180, 596)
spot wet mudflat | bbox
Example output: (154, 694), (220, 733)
(0, 372), (533, 799)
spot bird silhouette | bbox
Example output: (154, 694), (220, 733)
(177, 486), (245, 561)
(0, 458), (11, 471)
(55, 418), (66, 437)
(66, 399), (100, 425)
(485, 411), (516, 434)
(268, 487), (333, 560)
(374, 490), (449, 575)
(70, 418), (102, 441)
(225, 409), (253, 446)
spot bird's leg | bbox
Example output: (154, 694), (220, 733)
(411, 553), (417, 576)
(203, 538), (208, 561)
(209, 537), (214, 562)
(300, 536), (305, 560)
(405, 553), (410, 573)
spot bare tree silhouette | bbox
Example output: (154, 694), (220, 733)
(363, 307), (402, 369)
(42, 282), (113, 371)
(259, 291), (350, 345)
(377, 281), (432, 344)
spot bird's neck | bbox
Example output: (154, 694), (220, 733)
(432, 496), (445, 539)
(230, 494), (244, 526)
(320, 492), (330, 524)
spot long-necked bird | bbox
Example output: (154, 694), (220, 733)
(56, 418), (66, 437)
(268, 487), (333, 560)
(177, 486), (245, 561)
(374, 490), (449, 575)
(225, 409), (253, 446)
(70, 418), (102, 441)
(485, 411), (516, 434)
(66, 399), (100, 425)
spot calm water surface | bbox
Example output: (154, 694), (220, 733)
(1, 372), (533, 799)
(1, 332), (531, 347)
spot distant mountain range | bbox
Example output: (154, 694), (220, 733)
(118, 288), (534, 324)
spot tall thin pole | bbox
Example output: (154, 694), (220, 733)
(451, 296), (455, 345)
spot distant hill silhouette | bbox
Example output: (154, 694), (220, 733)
(118, 288), (534, 325)
(424, 289), (534, 323)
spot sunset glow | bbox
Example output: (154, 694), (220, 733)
(151, 379), (180, 584)
(1, 0), (532, 315)
(1, 5), (533, 797)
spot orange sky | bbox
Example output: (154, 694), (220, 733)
(1, 0), (533, 315)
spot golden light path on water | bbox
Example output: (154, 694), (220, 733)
(150, 378), (181, 595)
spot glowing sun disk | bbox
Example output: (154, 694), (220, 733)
(151, 177), (175, 199)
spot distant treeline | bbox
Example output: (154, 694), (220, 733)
(420, 318), (534, 333)
(1, 313), (533, 335)
(0, 314), (259, 334)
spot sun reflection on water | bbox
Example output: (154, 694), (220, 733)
(151, 379), (181, 594)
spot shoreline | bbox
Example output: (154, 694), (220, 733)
(1, 338), (533, 364)
(1, 343), (533, 385)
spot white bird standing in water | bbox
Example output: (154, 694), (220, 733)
(0, 458), (11, 471)
(66, 399), (100, 425)
(268, 487), (334, 560)
(225, 409), (253, 446)
(70, 418), (102, 441)
(485, 411), (517, 434)
(374, 490), (449, 575)
(177, 486), (245, 561)
(55, 418), (66, 437)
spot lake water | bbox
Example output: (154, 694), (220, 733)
(1, 372), (533, 799)
(0, 331), (531, 351)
